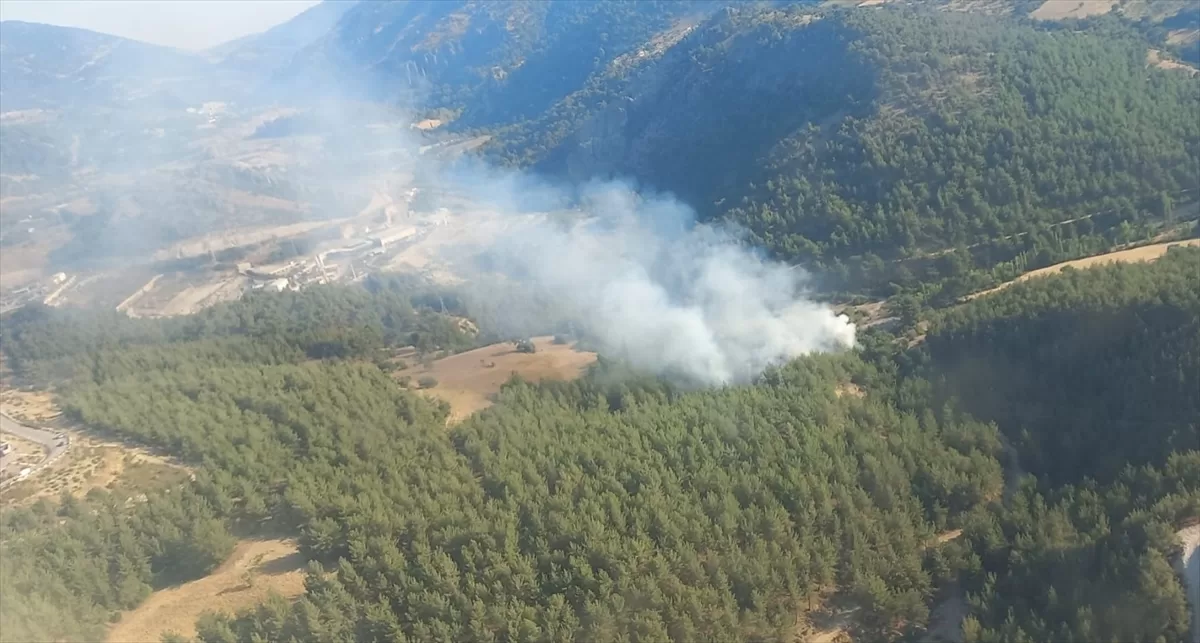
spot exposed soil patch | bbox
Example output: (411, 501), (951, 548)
(1147, 48), (1200, 76)
(1, 433), (190, 506)
(1030, 0), (1116, 20)
(934, 528), (964, 545)
(0, 431), (46, 482)
(0, 391), (190, 505)
(835, 382), (865, 399)
(107, 539), (307, 643)
(0, 388), (61, 423)
(397, 337), (597, 423)
(1167, 29), (1200, 47)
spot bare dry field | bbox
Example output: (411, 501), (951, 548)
(967, 238), (1200, 300)
(152, 276), (247, 317)
(107, 539), (307, 643)
(0, 234), (70, 290)
(834, 382), (865, 399)
(398, 337), (597, 423)
(0, 387), (61, 423)
(1030, 0), (1116, 20)
(152, 219), (341, 262)
(0, 431), (46, 481)
(1, 430), (190, 506)
(1167, 29), (1200, 47)
(1147, 49), (1200, 76)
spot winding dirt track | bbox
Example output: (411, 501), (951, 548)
(967, 238), (1200, 300)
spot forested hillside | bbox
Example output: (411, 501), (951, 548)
(275, 0), (719, 126)
(2, 2), (1198, 641)
(923, 248), (1200, 487)
(913, 249), (1200, 642)
(3, 250), (1198, 642)
(491, 6), (1200, 297)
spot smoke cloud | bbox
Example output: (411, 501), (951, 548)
(241, 95), (858, 385)
(5, 31), (856, 385)
(443, 174), (856, 385)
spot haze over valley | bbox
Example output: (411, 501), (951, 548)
(0, 2), (1198, 642)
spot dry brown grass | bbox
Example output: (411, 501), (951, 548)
(151, 220), (340, 262)
(967, 238), (1200, 300)
(1166, 29), (1200, 47)
(834, 382), (865, 399)
(0, 431), (46, 479)
(0, 388), (61, 423)
(2, 438), (190, 506)
(935, 529), (964, 545)
(107, 539), (307, 643)
(397, 337), (597, 423)
(1030, 0), (1116, 20)
(1, 392), (191, 505)
(1146, 49), (1200, 76)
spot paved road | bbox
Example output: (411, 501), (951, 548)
(0, 412), (68, 488)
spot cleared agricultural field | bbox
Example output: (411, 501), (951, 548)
(107, 539), (307, 643)
(397, 337), (597, 423)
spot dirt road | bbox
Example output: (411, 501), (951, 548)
(0, 412), (68, 488)
(967, 238), (1200, 300)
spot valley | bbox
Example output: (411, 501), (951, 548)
(0, 1), (1197, 642)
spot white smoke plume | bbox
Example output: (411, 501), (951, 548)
(450, 177), (856, 385)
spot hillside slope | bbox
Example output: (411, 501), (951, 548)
(0, 21), (216, 110)
(207, 1), (359, 74)
(491, 6), (1200, 296)
(275, 0), (721, 125)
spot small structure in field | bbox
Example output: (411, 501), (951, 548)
(515, 338), (536, 354)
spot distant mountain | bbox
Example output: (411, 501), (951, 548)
(274, 0), (722, 126)
(0, 21), (214, 110)
(2, 0), (1196, 292)
(207, 1), (358, 73)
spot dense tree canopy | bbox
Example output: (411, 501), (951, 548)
(1, 3), (1198, 641)
(2, 250), (1198, 642)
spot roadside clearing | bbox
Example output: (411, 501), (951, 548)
(966, 238), (1199, 301)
